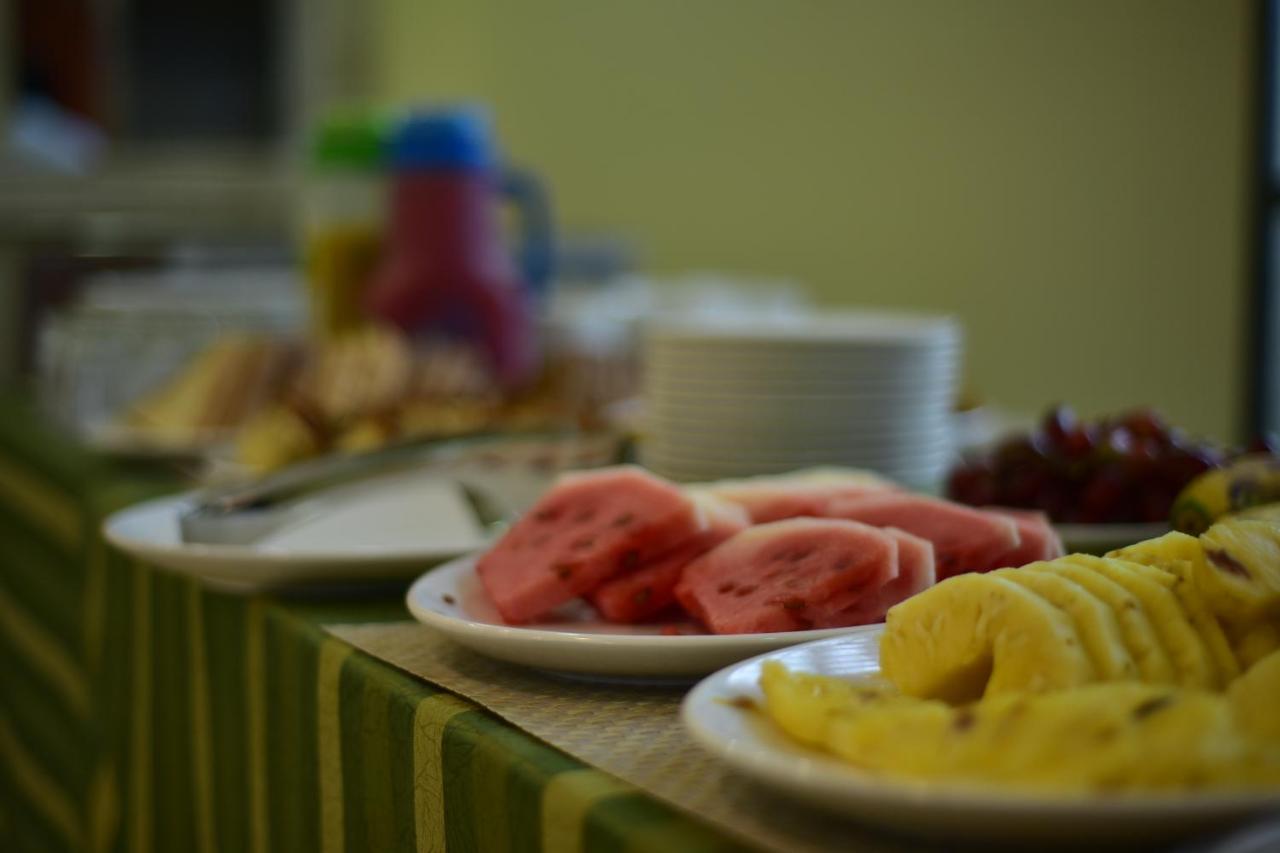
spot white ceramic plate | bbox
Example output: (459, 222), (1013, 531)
(645, 405), (954, 431)
(642, 430), (954, 458)
(103, 474), (488, 591)
(644, 363), (959, 388)
(646, 311), (961, 345)
(639, 455), (950, 493)
(405, 555), (878, 678)
(638, 445), (952, 469)
(683, 633), (1280, 844)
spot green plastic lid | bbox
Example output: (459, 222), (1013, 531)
(310, 114), (387, 172)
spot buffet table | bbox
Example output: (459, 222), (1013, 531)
(0, 396), (762, 853)
(7, 393), (1256, 853)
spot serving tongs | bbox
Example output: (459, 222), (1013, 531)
(179, 435), (514, 546)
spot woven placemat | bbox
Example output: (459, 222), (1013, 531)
(325, 622), (934, 853)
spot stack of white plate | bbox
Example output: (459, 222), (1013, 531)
(640, 311), (961, 488)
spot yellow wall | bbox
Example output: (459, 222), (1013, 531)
(373, 0), (1253, 442)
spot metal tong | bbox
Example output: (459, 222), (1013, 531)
(178, 435), (510, 546)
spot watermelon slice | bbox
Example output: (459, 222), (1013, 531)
(983, 507), (1065, 569)
(695, 467), (898, 523)
(811, 527), (936, 627)
(674, 518), (899, 634)
(587, 495), (749, 623)
(823, 493), (1020, 580)
(476, 466), (705, 623)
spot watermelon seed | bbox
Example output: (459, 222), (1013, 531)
(717, 582), (737, 594)
(570, 536), (595, 551)
(611, 512), (635, 528)
(787, 549), (813, 563)
(832, 556), (854, 572)
(733, 584), (757, 598)
(784, 578), (801, 589)
(632, 588), (652, 605)
(534, 508), (561, 522)
(442, 594), (456, 606)
(573, 509), (596, 524)
(781, 598), (806, 611)
(620, 549), (640, 570)
(552, 563), (575, 580)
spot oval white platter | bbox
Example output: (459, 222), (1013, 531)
(405, 554), (878, 678)
(682, 632), (1280, 844)
(103, 475), (488, 591)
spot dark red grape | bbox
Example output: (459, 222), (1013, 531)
(1058, 425), (1096, 459)
(1247, 433), (1280, 455)
(1159, 445), (1219, 488)
(1122, 408), (1169, 444)
(946, 463), (997, 506)
(1079, 468), (1128, 523)
(948, 405), (1226, 523)
(1039, 404), (1077, 448)
(1002, 466), (1052, 507)
(993, 435), (1044, 474)
(1099, 425), (1135, 459)
(1138, 485), (1177, 523)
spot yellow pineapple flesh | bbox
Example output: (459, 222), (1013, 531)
(994, 566), (1138, 681)
(1025, 560), (1176, 684)
(880, 573), (1094, 702)
(1198, 519), (1280, 622)
(759, 665), (1280, 793)
(1061, 555), (1216, 688)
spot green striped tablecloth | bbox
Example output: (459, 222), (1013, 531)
(0, 395), (744, 853)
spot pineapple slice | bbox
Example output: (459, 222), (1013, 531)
(1109, 531), (1205, 573)
(1226, 619), (1280, 670)
(1198, 519), (1280, 622)
(880, 573), (1094, 702)
(1164, 561), (1242, 684)
(1107, 534), (1241, 683)
(995, 566), (1139, 680)
(758, 661), (905, 749)
(760, 665), (1280, 791)
(919, 685), (1246, 791)
(1230, 503), (1280, 524)
(821, 698), (958, 779)
(1061, 556), (1216, 688)
(1229, 649), (1280, 740)
(1025, 560), (1176, 685)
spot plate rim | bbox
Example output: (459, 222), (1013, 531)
(681, 634), (1280, 819)
(102, 490), (479, 568)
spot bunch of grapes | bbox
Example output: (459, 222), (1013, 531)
(947, 406), (1229, 524)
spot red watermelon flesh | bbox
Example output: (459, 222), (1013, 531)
(823, 493), (1020, 580)
(811, 527), (936, 628)
(674, 518), (899, 634)
(983, 508), (1065, 569)
(587, 495), (749, 623)
(696, 468), (898, 523)
(476, 466), (705, 623)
